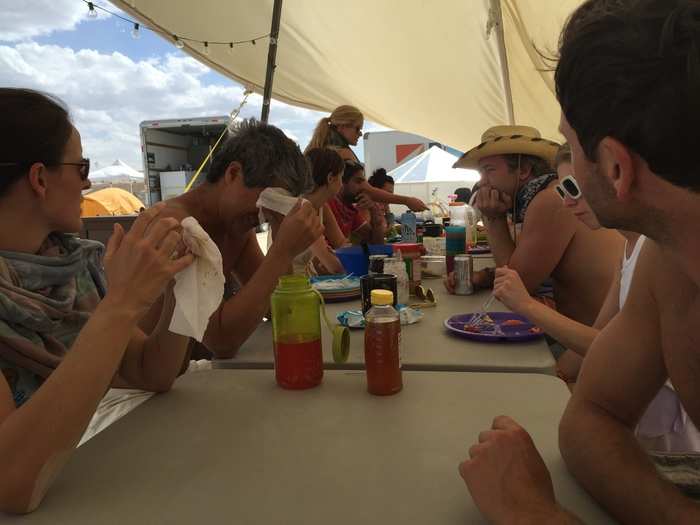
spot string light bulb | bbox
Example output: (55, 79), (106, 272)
(203, 41), (210, 55)
(251, 39), (256, 46)
(174, 35), (185, 49)
(131, 23), (140, 39)
(87, 2), (98, 18)
(228, 42), (234, 55)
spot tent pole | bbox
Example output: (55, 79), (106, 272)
(491, 0), (515, 125)
(261, 0), (283, 123)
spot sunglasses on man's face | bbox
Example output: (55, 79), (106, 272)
(555, 175), (582, 201)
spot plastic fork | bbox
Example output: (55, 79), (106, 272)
(469, 294), (496, 326)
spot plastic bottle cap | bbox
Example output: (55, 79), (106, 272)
(371, 289), (394, 305)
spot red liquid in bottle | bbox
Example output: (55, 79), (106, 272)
(364, 319), (402, 395)
(274, 337), (323, 389)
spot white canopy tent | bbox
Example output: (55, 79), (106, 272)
(112, 0), (582, 151)
(90, 160), (142, 184)
(113, 0), (582, 150)
(388, 146), (480, 216)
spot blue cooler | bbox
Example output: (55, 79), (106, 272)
(335, 245), (394, 276)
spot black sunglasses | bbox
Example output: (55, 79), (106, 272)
(60, 158), (91, 180)
(0, 158), (90, 181)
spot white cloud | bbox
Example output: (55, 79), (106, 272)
(0, 0), (109, 42)
(0, 42), (330, 169)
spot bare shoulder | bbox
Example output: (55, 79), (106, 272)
(528, 186), (575, 220)
(523, 186), (577, 233)
(155, 200), (192, 223)
(635, 238), (677, 301)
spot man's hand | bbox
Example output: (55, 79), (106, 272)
(493, 266), (533, 314)
(355, 192), (374, 211)
(444, 268), (493, 294)
(103, 203), (195, 319)
(475, 184), (512, 219)
(459, 416), (564, 524)
(270, 199), (324, 261)
(403, 196), (428, 212)
(443, 271), (456, 294)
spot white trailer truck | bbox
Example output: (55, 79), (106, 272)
(140, 116), (229, 205)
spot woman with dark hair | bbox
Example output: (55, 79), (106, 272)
(297, 148), (346, 272)
(0, 88), (193, 512)
(368, 168), (396, 233)
(368, 168), (393, 190)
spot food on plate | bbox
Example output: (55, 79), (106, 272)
(311, 276), (359, 291)
(528, 326), (543, 334)
(502, 319), (526, 326)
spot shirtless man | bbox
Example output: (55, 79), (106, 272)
(459, 1), (700, 522)
(448, 127), (623, 326)
(148, 120), (323, 357)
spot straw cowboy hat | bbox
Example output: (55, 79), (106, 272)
(453, 125), (561, 170)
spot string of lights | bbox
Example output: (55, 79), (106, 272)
(82, 0), (272, 55)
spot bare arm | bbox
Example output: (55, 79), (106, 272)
(0, 302), (142, 514)
(309, 237), (344, 274)
(355, 194), (386, 244)
(359, 181), (427, 211)
(460, 415), (584, 524)
(502, 190), (577, 293)
(118, 284), (191, 392)
(203, 231), (286, 357)
(333, 146), (425, 211)
(559, 241), (700, 524)
(477, 185), (577, 292)
(495, 263), (621, 356)
(322, 204), (350, 249)
(231, 230), (265, 285)
(204, 202), (323, 357)
(0, 206), (193, 513)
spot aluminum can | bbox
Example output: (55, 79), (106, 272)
(454, 254), (474, 295)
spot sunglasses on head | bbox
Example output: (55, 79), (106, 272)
(554, 175), (581, 201)
(0, 158), (91, 181)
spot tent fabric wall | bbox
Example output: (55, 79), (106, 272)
(112, 1), (581, 151)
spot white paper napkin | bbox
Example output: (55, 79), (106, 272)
(256, 188), (314, 273)
(169, 216), (225, 342)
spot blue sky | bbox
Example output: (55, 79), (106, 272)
(0, 0), (383, 169)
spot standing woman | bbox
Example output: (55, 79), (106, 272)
(305, 105), (427, 212)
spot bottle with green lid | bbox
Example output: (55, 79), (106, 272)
(271, 274), (323, 389)
(364, 289), (402, 395)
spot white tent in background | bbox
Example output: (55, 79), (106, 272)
(388, 146), (480, 215)
(90, 160), (142, 184)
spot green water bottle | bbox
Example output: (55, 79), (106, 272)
(271, 275), (323, 389)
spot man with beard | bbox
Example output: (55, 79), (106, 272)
(458, 1), (700, 523)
